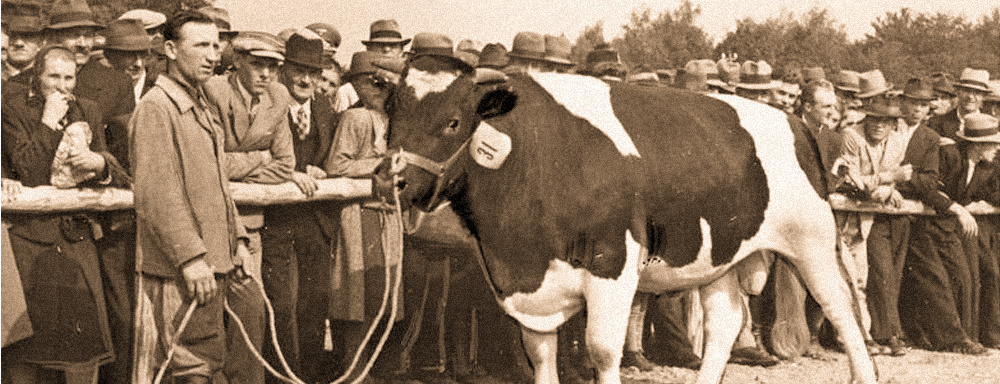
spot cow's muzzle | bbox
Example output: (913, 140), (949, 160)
(374, 141), (471, 212)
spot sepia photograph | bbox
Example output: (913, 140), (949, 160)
(1, 0), (999, 383)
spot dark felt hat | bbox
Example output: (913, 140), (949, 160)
(860, 99), (903, 119)
(900, 77), (935, 101)
(408, 32), (472, 71)
(477, 43), (509, 69)
(3, 2), (45, 33)
(543, 34), (572, 66)
(284, 31), (323, 69)
(508, 31), (546, 61)
(735, 60), (780, 90)
(47, 0), (101, 30)
(344, 50), (404, 82)
(103, 19), (151, 51)
(362, 19), (410, 45)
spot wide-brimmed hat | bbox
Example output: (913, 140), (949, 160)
(103, 19), (151, 51)
(344, 50), (404, 82)
(3, 2), (45, 33)
(477, 43), (509, 69)
(408, 32), (473, 71)
(860, 98), (903, 119)
(305, 22), (341, 52)
(508, 31), (546, 61)
(455, 39), (482, 68)
(47, 0), (101, 30)
(954, 68), (992, 93)
(957, 113), (1000, 143)
(831, 70), (861, 94)
(802, 67), (827, 84)
(544, 35), (572, 66)
(736, 60), (780, 90)
(277, 28), (297, 43)
(231, 31), (285, 61)
(283, 30), (323, 69)
(197, 6), (238, 37)
(856, 70), (893, 99)
(362, 19), (410, 45)
(118, 9), (166, 31)
(713, 58), (740, 93)
(679, 60), (712, 93)
(899, 77), (935, 101)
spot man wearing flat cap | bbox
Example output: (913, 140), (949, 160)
(197, 6), (239, 75)
(333, 19), (410, 112)
(927, 68), (994, 142)
(260, 29), (341, 384)
(203, 30), (293, 384)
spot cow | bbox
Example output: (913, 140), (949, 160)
(373, 56), (877, 384)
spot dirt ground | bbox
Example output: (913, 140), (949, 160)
(620, 348), (1000, 384)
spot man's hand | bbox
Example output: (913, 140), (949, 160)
(41, 92), (70, 130)
(291, 171), (319, 197)
(66, 148), (106, 173)
(182, 259), (217, 305)
(2, 178), (23, 202)
(949, 203), (979, 239)
(305, 164), (326, 180)
(871, 185), (893, 203)
(886, 189), (904, 208)
(891, 164), (913, 183)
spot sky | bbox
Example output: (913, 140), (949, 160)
(216, 0), (997, 64)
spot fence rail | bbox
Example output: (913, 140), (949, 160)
(1, 184), (997, 216)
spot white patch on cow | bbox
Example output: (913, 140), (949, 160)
(500, 258), (585, 333)
(470, 121), (512, 169)
(638, 217), (717, 292)
(528, 72), (641, 158)
(406, 68), (460, 100)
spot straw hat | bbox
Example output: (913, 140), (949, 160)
(954, 68), (992, 93)
(856, 70), (893, 99)
(735, 61), (780, 90)
(957, 113), (1000, 143)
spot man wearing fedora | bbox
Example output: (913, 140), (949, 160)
(202, 30), (293, 384)
(197, 6), (239, 76)
(505, 31), (550, 74)
(928, 72), (958, 117)
(2, 1), (45, 81)
(898, 110), (994, 356)
(927, 68), (994, 142)
(260, 29), (341, 384)
(305, 22), (344, 100)
(937, 113), (1000, 350)
(735, 60), (780, 104)
(543, 35), (573, 73)
(832, 70), (863, 111)
(333, 19), (410, 112)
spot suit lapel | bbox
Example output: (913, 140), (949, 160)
(228, 75), (252, 145)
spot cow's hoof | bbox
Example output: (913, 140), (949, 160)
(621, 350), (659, 371)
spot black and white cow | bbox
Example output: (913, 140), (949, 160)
(374, 58), (877, 384)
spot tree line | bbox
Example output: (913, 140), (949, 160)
(574, 1), (1000, 84)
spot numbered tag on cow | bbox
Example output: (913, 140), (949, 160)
(469, 121), (511, 169)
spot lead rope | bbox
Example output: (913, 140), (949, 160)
(152, 173), (406, 384)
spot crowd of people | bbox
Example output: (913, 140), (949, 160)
(1, 1), (999, 384)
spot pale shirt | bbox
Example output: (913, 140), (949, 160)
(333, 83), (360, 113)
(133, 69), (146, 105)
(967, 159), (977, 185)
(837, 125), (909, 192)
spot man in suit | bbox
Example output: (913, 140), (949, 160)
(203, 30), (292, 384)
(927, 68), (993, 142)
(260, 29), (341, 383)
(1, 2), (44, 82)
(130, 11), (252, 384)
(899, 111), (990, 356)
(938, 114), (1000, 349)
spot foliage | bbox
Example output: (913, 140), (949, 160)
(571, 20), (606, 67)
(714, 7), (850, 77)
(611, 0), (714, 70)
(9, 0), (213, 24)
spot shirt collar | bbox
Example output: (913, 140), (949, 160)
(158, 72), (204, 113)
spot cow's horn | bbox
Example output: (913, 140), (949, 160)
(474, 68), (508, 85)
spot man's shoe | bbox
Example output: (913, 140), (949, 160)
(729, 347), (780, 367)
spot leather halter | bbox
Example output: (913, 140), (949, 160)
(393, 137), (471, 211)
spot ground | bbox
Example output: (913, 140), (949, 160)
(620, 348), (1000, 384)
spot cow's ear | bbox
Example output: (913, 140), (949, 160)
(477, 88), (517, 119)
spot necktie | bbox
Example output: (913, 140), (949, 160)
(296, 106), (310, 140)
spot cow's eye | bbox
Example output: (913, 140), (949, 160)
(443, 119), (460, 136)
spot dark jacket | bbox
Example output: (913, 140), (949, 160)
(898, 125), (952, 213)
(940, 144), (1000, 208)
(926, 109), (963, 143)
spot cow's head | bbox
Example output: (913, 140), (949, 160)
(373, 55), (517, 212)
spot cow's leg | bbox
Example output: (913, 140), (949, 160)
(695, 269), (743, 384)
(789, 251), (878, 384)
(522, 327), (559, 384)
(582, 229), (642, 384)
(622, 292), (658, 371)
